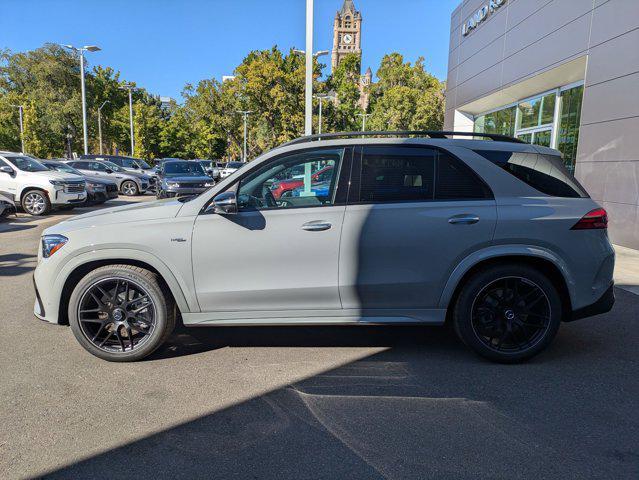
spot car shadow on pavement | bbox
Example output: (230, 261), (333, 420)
(40, 290), (639, 479)
(0, 252), (37, 276)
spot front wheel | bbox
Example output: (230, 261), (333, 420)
(121, 180), (139, 196)
(452, 265), (561, 363)
(68, 265), (176, 361)
(21, 190), (51, 216)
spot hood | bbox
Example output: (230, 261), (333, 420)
(163, 175), (211, 183)
(29, 170), (83, 183)
(43, 198), (184, 235)
(124, 170), (150, 180)
(83, 175), (117, 186)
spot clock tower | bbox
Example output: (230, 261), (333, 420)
(331, 0), (362, 72)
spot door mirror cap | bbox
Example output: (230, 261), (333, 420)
(207, 191), (237, 215)
(105, 169), (113, 174)
(0, 165), (14, 175)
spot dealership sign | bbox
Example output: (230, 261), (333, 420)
(462, 0), (507, 36)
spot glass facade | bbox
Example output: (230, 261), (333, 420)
(474, 84), (584, 173)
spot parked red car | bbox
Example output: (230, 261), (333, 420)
(270, 165), (334, 199)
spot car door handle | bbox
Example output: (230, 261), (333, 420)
(448, 214), (480, 225)
(302, 221), (332, 231)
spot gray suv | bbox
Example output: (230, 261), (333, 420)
(34, 132), (614, 363)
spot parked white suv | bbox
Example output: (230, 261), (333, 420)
(0, 152), (87, 215)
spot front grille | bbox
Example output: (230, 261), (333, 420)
(64, 182), (86, 193)
(178, 183), (205, 189)
(149, 177), (157, 185)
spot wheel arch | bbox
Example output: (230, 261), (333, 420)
(56, 253), (194, 325)
(20, 186), (49, 201)
(440, 249), (574, 321)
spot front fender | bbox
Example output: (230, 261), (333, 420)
(438, 244), (575, 309)
(53, 248), (197, 320)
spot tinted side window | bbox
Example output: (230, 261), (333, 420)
(474, 150), (588, 198)
(435, 153), (492, 200)
(358, 146), (435, 202)
(71, 162), (89, 169)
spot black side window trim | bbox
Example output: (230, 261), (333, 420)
(347, 144), (494, 205)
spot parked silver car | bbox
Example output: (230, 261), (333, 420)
(65, 160), (150, 196)
(34, 132), (614, 363)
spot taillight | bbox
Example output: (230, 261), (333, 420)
(571, 208), (608, 230)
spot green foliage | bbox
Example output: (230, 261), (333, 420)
(0, 45), (445, 161)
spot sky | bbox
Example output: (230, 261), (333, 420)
(1, 0), (460, 100)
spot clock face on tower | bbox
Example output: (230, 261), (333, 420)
(343, 33), (353, 45)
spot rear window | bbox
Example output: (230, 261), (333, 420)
(474, 150), (588, 198)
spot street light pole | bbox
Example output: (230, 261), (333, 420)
(120, 85), (137, 156)
(61, 44), (101, 155)
(305, 0), (313, 137)
(313, 91), (336, 135)
(357, 113), (372, 132)
(98, 100), (109, 155)
(236, 111), (252, 162)
(10, 104), (25, 153)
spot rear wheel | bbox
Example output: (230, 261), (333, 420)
(68, 265), (176, 362)
(121, 180), (139, 196)
(453, 265), (561, 363)
(21, 190), (51, 216)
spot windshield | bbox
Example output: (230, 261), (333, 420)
(46, 163), (82, 175)
(227, 162), (244, 169)
(5, 155), (50, 172)
(198, 160), (211, 167)
(102, 161), (124, 172)
(164, 162), (206, 177)
(137, 159), (151, 169)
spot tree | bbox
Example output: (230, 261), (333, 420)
(324, 53), (362, 132)
(367, 54), (445, 131)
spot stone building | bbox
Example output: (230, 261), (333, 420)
(331, 0), (372, 111)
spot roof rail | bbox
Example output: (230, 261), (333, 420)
(281, 130), (524, 147)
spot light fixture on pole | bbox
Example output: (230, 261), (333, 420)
(313, 91), (336, 135)
(120, 84), (138, 156)
(357, 113), (372, 132)
(235, 110), (252, 162)
(10, 104), (25, 154)
(97, 100), (110, 155)
(60, 44), (101, 155)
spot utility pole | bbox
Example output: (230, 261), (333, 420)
(236, 111), (252, 162)
(305, 0), (313, 137)
(61, 44), (101, 155)
(97, 100), (109, 155)
(358, 113), (372, 132)
(10, 104), (25, 153)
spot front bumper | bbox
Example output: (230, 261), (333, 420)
(568, 283), (615, 322)
(51, 190), (87, 206)
(161, 187), (209, 197)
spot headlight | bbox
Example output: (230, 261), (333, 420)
(49, 180), (65, 187)
(41, 234), (68, 258)
(204, 182), (214, 187)
(166, 181), (178, 186)
(88, 182), (104, 189)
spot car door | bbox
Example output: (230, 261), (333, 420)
(191, 147), (351, 313)
(338, 145), (497, 310)
(0, 158), (17, 200)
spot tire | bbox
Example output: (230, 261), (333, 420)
(21, 190), (51, 216)
(121, 180), (139, 196)
(68, 264), (176, 362)
(452, 264), (561, 363)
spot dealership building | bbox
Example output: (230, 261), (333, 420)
(445, 0), (639, 249)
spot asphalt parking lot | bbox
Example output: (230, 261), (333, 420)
(1, 198), (638, 479)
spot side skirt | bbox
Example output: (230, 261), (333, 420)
(182, 308), (447, 326)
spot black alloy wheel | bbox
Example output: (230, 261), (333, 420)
(471, 277), (551, 353)
(77, 278), (156, 353)
(453, 265), (561, 363)
(69, 265), (175, 361)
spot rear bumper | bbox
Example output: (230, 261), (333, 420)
(568, 283), (615, 322)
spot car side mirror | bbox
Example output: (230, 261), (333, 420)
(105, 169), (113, 174)
(0, 165), (14, 175)
(207, 191), (237, 215)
